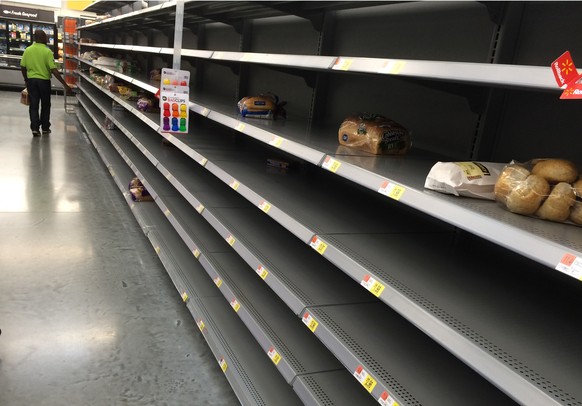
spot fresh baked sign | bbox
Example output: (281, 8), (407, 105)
(551, 51), (582, 99)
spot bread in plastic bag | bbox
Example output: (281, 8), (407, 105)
(338, 113), (410, 155)
(424, 161), (506, 200)
(238, 93), (286, 119)
(494, 159), (581, 224)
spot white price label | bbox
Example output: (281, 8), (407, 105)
(354, 365), (377, 393)
(361, 275), (385, 297)
(378, 181), (405, 201)
(199, 157), (208, 166)
(235, 123), (245, 132)
(378, 59), (406, 75)
(219, 357), (227, 372)
(230, 298), (240, 312)
(196, 319), (205, 332)
(322, 156), (341, 173)
(181, 292), (189, 302)
(556, 253), (582, 280)
(213, 276), (222, 288)
(269, 136), (284, 148)
(230, 180), (240, 190)
(226, 235), (236, 246)
(333, 57), (353, 71)
(196, 204), (205, 214)
(201, 107), (210, 117)
(309, 236), (328, 255)
(378, 390), (399, 406)
(193, 249), (201, 259)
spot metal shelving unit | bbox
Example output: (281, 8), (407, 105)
(75, 2), (582, 405)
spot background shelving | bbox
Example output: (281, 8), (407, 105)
(75, 2), (582, 405)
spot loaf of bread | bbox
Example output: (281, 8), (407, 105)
(338, 113), (411, 155)
(569, 202), (582, 225)
(505, 174), (549, 215)
(494, 165), (530, 205)
(531, 159), (578, 184)
(535, 182), (575, 222)
(238, 94), (285, 119)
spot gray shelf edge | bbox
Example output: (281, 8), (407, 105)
(77, 96), (301, 406)
(77, 83), (435, 406)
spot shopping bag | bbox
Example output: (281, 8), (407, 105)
(20, 88), (30, 106)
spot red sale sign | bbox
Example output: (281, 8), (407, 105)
(551, 51), (582, 99)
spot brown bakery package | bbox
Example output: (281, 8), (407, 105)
(338, 113), (411, 155)
(494, 159), (582, 225)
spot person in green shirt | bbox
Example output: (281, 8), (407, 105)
(21, 29), (72, 137)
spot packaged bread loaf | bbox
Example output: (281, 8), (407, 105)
(494, 159), (581, 225)
(338, 113), (411, 155)
(424, 161), (506, 200)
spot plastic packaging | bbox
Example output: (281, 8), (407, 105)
(494, 159), (581, 224)
(128, 177), (153, 202)
(338, 113), (411, 155)
(238, 93), (286, 119)
(425, 161), (506, 200)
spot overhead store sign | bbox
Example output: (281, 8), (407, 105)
(0, 5), (54, 23)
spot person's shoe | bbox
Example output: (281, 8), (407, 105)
(42, 130), (51, 136)
(32, 130), (40, 137)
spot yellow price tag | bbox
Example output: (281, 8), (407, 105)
(310, 236), (328, 255)
(154, 246), (160, 254)
(268, 347), (281, 365)
(269, 136), (283, 147)
(378, 181), (406, 201)
(164, 209), (171, 217)
(199, 158), (208, 166)
(236, 123), (245, 132)
(322, 156), (341, 173)
(361, 275), (385, 298)
(219, 357), (227, 372)
(302, 312), (319, 333)
(354, 366), (377, 393)
(213, 276), (222, 288)
(197, 319), (205, 332)
(362, 375), (377, 393)
(333, 58), (353, 71)
(230, 299), (240, 312)
(193, 249), (201, 259)
(259, 201), (271, 213)
(256, 265), (269, 280)
(378, 390), (399, 406)
(226, 235), (236, 246)
(196, 204), (205, 214)
(230, 180), (240, 190)
(181, 292), (189, 302)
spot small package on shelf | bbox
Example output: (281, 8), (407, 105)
(104, 116), (116, 130)
(424, 161), (507, 200)
(112, 100), (125, 111)
(338, 113), (411, 155)
(150, 69), (161, 82)
(128, 177), (154, 202)
(494, 159), (582, 224)
(238, 93), (286, 119)
(136, 96), (158, 113)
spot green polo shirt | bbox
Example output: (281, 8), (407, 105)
(20, 42), (56, 80)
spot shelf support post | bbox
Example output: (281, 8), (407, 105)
(172, 0), (185, 70)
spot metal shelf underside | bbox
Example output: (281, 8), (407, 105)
(78, 86), (522, 405)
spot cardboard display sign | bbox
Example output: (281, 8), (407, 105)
(159, 68), (190, 133)
(551, 51), (582, 99)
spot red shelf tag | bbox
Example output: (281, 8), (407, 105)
(551, 51), (582, 99)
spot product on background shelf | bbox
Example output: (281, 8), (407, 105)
(104, 116), (116, 130)
(424, 161), (506, 200)
(338, 113), (411, 155)
(136, 96), (159, 113)
(150, 69), (161, 82)
(128, 177), (153, 202)
(238, 93), (286, 119)
(494, 159), (581, 224)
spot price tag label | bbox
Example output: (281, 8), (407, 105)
(165, 172), (172, 180)
(193, 249), (201, 259)
(164, 209), (171, 217)
(241, 53), (253, 62)
(378, 390), (399, 406)
(361, 275), (385, 297)
(230, 298), (241, 312)
(333, 57), (354, 71)
(255, 265), (269, 280)
(214, 52), (224, 59)
(302, 312), (319, 333)
(201, 107), (210, 117)
(213, 276), (222, 288)
(378, 59), (407, 75)
(230, 180), (240, 190)
(267, 346), (281, 365)
(226, 235), (236, 246)
(322, 156), (341, 173)
(269, 136), (284, 148)
(258, 200), (272, 213)
(556, 253), (582, 280)
(310, 236), (328, 255)
(199, 157), (208, 166)
(196, 204), (205, 214)
(378, 181), (405, 201)
(130, 203), (135, 209)
(354, 365), (377, 393)
(219, 357), (227, 372)
(154, 246), (161, 254)
(235, 123), (245, 132)
(181, 292), (189, 302)
(196, 319), (205, 333)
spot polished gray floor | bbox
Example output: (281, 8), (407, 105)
(0, 91), (239, 405)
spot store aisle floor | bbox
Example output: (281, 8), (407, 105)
(0, 91), (239, 406)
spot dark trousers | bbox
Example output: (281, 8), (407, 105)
(27, 78), (52, 132)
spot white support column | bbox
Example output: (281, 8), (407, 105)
(173, 0), (184, 70)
